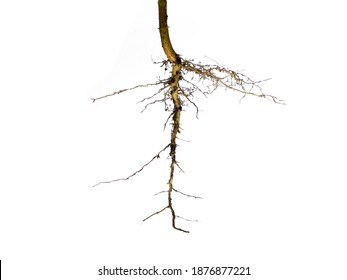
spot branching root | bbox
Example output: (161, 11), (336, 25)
(91, 0), (283, 233)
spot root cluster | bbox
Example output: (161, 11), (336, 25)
(92, 56), (283, 233)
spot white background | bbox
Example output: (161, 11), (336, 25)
(1, 0), (346, 279)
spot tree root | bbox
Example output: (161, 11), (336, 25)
(91, 0), (284, 233)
